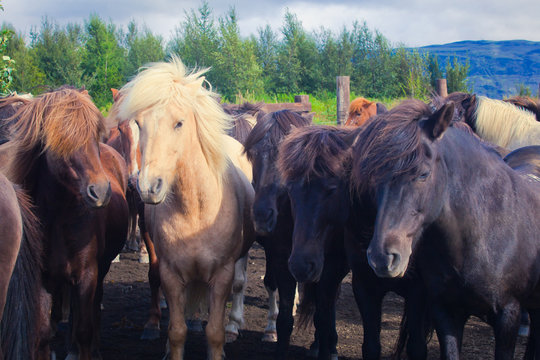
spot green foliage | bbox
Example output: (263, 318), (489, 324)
(0, 3), (15, 94)
(516, 83), (532, 97)
(124, 21), (165, 78)
(446, 56), (471, 93)
(82, 15), (126, 107)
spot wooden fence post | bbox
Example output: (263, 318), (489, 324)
(436, 79), (448, 97)
(295, 95), (309, 104)
(337, 76), (350, 125)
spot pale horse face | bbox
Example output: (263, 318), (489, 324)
(135, 103), (193, 204)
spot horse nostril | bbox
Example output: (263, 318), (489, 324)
(87, 185), (99, 201)
(387, 252), (402, 273)
(151, 178), (163, 194)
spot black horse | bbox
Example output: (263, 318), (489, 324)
(278, 125), (429, 360)
(353, 99), (540, 360)
(244, 110), (346, 359)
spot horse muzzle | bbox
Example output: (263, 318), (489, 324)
(84, 182), (112, 208)
(137, 177), (167, 205)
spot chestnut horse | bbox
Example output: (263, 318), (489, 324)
(345, 97), (387, 127)
(0, 88), (129, 360)
(353, 99), (540, 359)
(0, 174), (43, 360)
(118, 57), (255, 360)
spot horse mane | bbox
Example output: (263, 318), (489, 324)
(243, 109), (311, 162)
(118, 56), (232, 179)
(278, 125), (361, 183)
(475, 96), (538, 148)
(222, 101), (265, 117)
(349, 97), (374, 116)
(228, 113), (257, 145)
(352, 99), (433, 193)
(0, 88), (105, 184)
(504, 96), (540, 121)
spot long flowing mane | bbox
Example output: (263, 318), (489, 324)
(278, 125), (360, 183)
(118, 56), (232, 178)
(352, 100), (433, 193)
(243, 109), (311, 162)
(0, 88), (106, 184)
(504, 96), (540, 121)
(475, 96), (540, 148)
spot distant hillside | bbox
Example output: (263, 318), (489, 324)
(417, 40), (540, 99)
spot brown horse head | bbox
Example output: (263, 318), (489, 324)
(345, 97), (378, 127)
(3, 87), (111, 208)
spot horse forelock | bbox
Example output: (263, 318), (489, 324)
(475, 96), (538, 148)
(244, 110), (311, 162)
(118, 56), (232, 180)
(352, 99), (432, 193)
(278, 125), (356, 184)
(10, 88), (104, 158)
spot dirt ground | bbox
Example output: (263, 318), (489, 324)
(50, 243), (528, 360)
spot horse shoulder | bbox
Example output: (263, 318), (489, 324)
(99, 143), (128, 194)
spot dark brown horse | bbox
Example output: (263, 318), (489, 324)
(278, 125), (429, 360)
(0, 88), (129, 360)
(244, 110), (348, 360)
(353, 99), (540, 359)
(0, 174), (43, 360)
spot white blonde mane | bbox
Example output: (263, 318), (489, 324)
(118, 56), (232, 179)
(475, 96), (540, 150)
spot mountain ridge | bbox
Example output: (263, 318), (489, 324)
(416, 40), (540, 98)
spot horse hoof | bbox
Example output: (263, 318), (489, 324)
(186, 319), (203, 333)
(65, 352), (79, 360)
(225, 331), (239, 343)
(519, 325), (530, 337)
(261, 331), (277, 342)
(159, 298), (168, 309)
(306, 347), (318, 358)
(138, 253), (149, 264)
(141, 326), (161, 340)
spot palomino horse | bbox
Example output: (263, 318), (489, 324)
(118, 57), (255, 360)
(278, 125), (429, 360)
(0, 88), (129, 360)
(344, 97), (387, 127)
(353, 99), (540, 359)
(433, 92), (540, 150)
(243, 109), (320, 359)
(0, 173), (43, 360)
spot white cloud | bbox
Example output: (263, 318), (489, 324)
(2, 0), (539, 47)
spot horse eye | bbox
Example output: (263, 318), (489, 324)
(175, 121), (183, 129)
(418, 171), (430, 181)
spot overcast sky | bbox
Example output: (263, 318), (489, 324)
(2, 0), (540, 47)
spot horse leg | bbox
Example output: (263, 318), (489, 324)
(314, 250), (349, 360)
(524, 308), (540, 359)
(431, 303), (467, 360)
(262, 242), (279, 342)
(493, 301), (520, 360)
(274, 255), (297, 360)
(403, 281), (428, 360)
(224, 254), (248, 343)
(207, 266), (235, 360)
(67, 267), (98, 360)
(351, 272), (384, 360)
(140, 226), (162, 340)
(160, 264), (187, 360)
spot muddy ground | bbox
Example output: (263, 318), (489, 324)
(50, 243), (528, 359)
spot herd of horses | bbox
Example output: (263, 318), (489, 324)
(0, 56), (539, 360)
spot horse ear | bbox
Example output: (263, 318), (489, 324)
(111, 88), (120, 102)
(423, 103), (454, 140)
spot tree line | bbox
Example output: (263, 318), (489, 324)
(1, 1), (470, 109)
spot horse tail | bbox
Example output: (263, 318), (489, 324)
(296, 282), (317, 330)
(1, 188), (43, 360)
